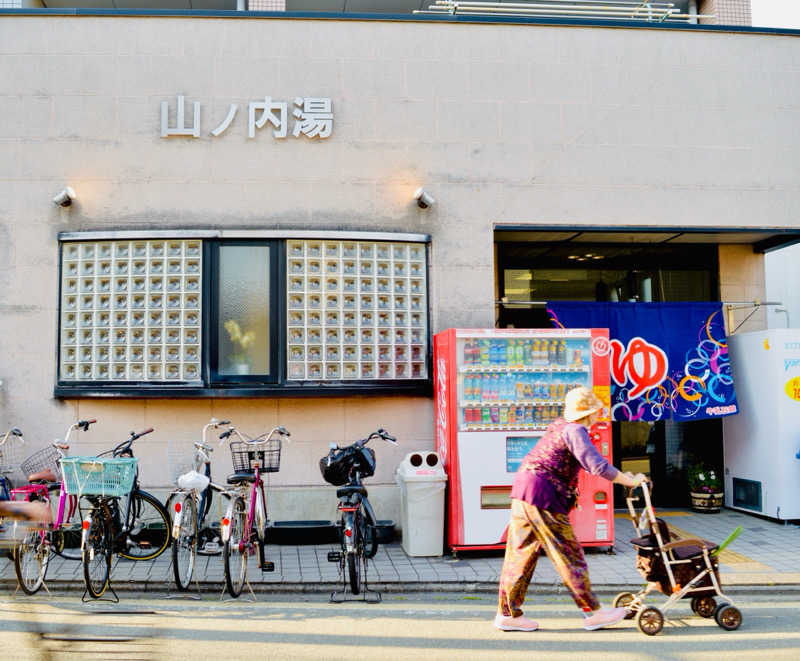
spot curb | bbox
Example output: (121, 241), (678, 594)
(4, 579), (800, 596)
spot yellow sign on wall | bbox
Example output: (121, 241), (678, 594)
(785, 376), (800, 402)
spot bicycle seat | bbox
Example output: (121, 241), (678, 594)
(336, 485), (367, 498)
(28, 469), (58, 484)
(227, 471), (256, 485)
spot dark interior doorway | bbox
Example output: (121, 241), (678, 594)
(495, 235), (724, 508)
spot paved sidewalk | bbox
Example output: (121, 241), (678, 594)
(3, 507), (799, 594)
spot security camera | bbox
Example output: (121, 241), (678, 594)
(414, 187), (435, 209)
(53, 187), (76, 207)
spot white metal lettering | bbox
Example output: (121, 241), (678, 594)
(160, 95), (201, 138)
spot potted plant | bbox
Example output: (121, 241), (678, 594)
(223, 319), (255, 375)
(687, 463), (724, 513)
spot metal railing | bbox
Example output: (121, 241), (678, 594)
(416, 1), (714, 23)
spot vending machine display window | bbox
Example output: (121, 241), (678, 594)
(458, 335), (592, 432)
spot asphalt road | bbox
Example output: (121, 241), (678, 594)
(1, 591), (798, 660)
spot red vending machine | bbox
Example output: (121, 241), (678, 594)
(433, 328), (614, 553)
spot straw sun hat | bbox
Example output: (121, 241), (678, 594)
(563, 386), (604, 423)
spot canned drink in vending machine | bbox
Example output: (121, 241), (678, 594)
(499, 406), (508, 425)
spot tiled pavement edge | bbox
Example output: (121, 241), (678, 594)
(2, 508), (799, 593)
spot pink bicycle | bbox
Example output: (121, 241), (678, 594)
(219, 425), (290, 598)
(11, 419), (96, 594)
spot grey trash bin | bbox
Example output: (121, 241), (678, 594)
(395, 451), (447, 557)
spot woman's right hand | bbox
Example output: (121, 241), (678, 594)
(614, 471), (648, 488)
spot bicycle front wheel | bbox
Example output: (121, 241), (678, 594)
(83, 506), (112, 599)
(172, 494), (197, 591)
(223, 496), (247, 598)
(118, 490), (171, 561)
(14, 530), (49, 595)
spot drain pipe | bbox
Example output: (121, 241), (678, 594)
(237, 0), (246, 10)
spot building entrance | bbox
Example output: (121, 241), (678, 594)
(494, 232), (725, 509)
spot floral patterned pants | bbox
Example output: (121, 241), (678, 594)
(497, 498), (601, 617)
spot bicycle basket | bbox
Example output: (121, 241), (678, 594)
(319, 446), (375, 486)
(20, 446), (61, 480)
(229, 438), (281, 473)
(60, 456), (138, 498)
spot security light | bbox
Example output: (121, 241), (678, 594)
(53, 187), (76, 207)
(414, 188), (435, 209)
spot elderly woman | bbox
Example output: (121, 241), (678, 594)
(495, 386), (646, 632)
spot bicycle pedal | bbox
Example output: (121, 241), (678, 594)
(327, 551), (342, 563)
(260, 561), (275, 572)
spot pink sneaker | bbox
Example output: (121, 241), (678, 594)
(494, 614), (539, 631)
(582, 607), (627, 631)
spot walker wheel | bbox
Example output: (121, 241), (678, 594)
(691, 596), (716, 618)
(612, 591), (637, 619)
(636, 607), (664, 636)
(714, 603), (742, 631)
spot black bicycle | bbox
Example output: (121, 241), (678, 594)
(321, 428), (396, 597)
(64, 428), (171, 599)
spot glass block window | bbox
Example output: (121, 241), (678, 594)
(60, 240), (203, 382)
(286, 240), (427, 381)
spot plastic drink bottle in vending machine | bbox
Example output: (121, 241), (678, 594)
(515, 340), (524, 367)
(506, 340), (515, 366)
(480, 340), (490, 366)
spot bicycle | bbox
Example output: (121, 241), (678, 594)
(169, 417), (233, 591)
(11, 419), (95, 595)
(321, 428), (396, 598)
(62, 428), (171, 600)
(219, 424), (289, 598)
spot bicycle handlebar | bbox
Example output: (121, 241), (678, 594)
(218, 425), (290, 445)
(337, 428), (397, 450)
(0, 428), (24, 447)
(109, 427), (154, 457)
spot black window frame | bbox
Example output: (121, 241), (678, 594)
(208, 239), (283, 386)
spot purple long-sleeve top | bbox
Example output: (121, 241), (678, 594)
(510, 417), (619, 514)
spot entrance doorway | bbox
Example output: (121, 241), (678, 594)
(495, 232), (725, 509)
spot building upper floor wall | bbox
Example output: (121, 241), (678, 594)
(1, 13), (799, 338)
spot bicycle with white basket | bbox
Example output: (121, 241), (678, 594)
(218, 424), (290, 598)
(62, 428), (171, 600)
(169, 418), (238, 591)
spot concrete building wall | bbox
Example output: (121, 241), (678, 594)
(719, 245), (767, 334)
(1, 14), (797, 518)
